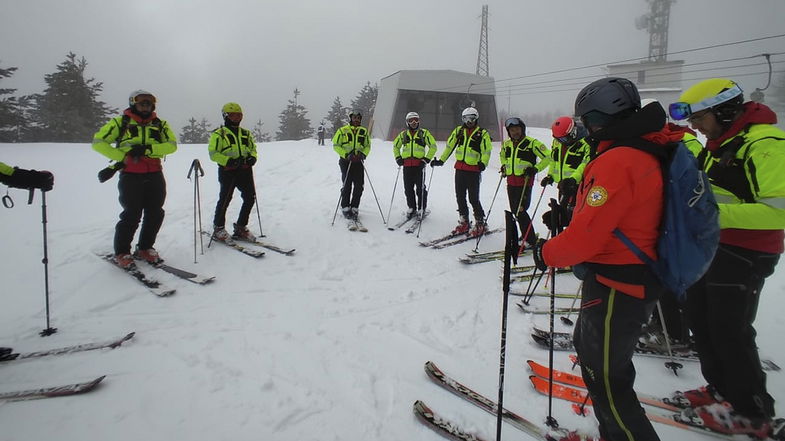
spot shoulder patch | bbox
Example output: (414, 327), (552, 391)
(586, 186), (608, 207)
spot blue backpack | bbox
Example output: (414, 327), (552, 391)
(611, 139), (720, 300)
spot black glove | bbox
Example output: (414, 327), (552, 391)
(541, 175), (554, 187)
(478, 162), (486, 171)
(558, 178), (578, 197)
(430, 159), (444, 167)
(245, 156), (257, 166)
(532, 238), (548, 271)
(127, 144), (150, 158)
(422, 157), (431, 164)
(3, 168), (54, 192)
(225, 158), (241, 168)
(524, 167), (537, 177)
(97, 163), (124, 183)
(396, 157), (404, 166)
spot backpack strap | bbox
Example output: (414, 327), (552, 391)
(115, 115), (131, 149)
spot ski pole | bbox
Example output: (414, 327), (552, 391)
(416, 164), (434, 238)
(560, 281), (583, 326)
(656, 301), (683, 375)
(473, 173), (504, 252)
(331, 160), (353, 226)
(362, 162), (386, 224)
(36, 190), (56, 337)
(496, 211), (519, 441)
(253, 177), (265, 238)
(545, 204), (560, 430)
(385, 166), (401, 226)
(188, 159), (205, 263)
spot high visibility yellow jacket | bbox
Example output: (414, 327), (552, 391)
(209, 126), (258, 167)
(333, 124), (371, 159)
(92, 111), (177, 173)
(546, 138), (590, 183)
(682, 131), (704, 157)
(393, 128), (437, 162)
(0, 161), (12, 177)
(499, 136), (549, 177)
(439, 125), (492, 170)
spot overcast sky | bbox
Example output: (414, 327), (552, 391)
(2, 0), (784, 135)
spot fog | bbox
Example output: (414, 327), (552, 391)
(2, 0), (783, 133)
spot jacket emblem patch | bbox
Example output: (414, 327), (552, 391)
(586, 186), (608, 207)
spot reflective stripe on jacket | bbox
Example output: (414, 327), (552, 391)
(393, 128), (437, 162)
(500, 136), (549, 178)
(439, 125), (492, 168)
(209, 126), (258, 167)
(546, 138), (590, 183)
(333, 125), (371, 158)
(92, 113), (177, 173)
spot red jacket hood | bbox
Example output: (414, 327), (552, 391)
(123, 108), (158, 124)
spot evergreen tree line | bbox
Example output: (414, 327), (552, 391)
(0, 53), (378, 144)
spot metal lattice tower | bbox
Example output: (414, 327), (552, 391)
(636, 0), (673, 61)
(476, 5), (489, 77)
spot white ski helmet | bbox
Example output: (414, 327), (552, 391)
(461, 107), (479, 123)
(128, 89), (156, 108)
(405, 111), (420, 122)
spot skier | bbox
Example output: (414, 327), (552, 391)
(499, 117), (548, 247)
(92, 90), (177, 269)
(540, 116), (590, 233)
(430, 107), (492, 237)
(667, 78), (785, 437)
(332, 109), (371, 220)
(317, 122), (326, 146)
(532, 78), (687, 441)
(0, 162), (53, 193)
(392, 111), (437, 218)
(208, 102), (259, 242)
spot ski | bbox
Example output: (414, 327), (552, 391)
(519, 304), (579, 315)
(527, 375), (747, 440)
(231, 236), (296, 256)
(405, 211), (430, 234)
(530, 329), (780, 371)
(526, 359), (680, 412)
(510, 268), (572, 282)
(0, 376), (106, 402)
(413, 400), (489, 441)
(99, 254), (175, 297)
(423, 361), (594, 441)
(388, 214), (416, 231)
(201, 232), (265, 258)
(431, 228), (504, 250)
(420, 231), (464, 247)
(0, 332), (135, 363)
(510, 291), (579, 299)
(139, 260), (215, 284)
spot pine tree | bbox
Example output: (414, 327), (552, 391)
(252, 119), (271, 142)
(181, 117), (210, 143)
(325, 96), (346, 136)
(275, 88), (314, 141)
(0, 62), (20, 142)
(349, 82), (378, 121)
(27, 52), (116, 142)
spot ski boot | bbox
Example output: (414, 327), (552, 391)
(233, 223), (256, 242)
(114, 253), (136, 270)
(451, 215), (470, 235)
(678, 403), (773, 439)
(469, 216), (487, 237)
(212, 226), (231, 242)
(134, 247), (163, 264)
(664, 385), (724, 408)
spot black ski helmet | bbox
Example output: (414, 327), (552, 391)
(574, 77), (640, 131)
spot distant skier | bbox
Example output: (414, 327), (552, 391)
(332, 110), (371, 221)
(92, 90), (177, 269)
(499, 117), (548, 247)
(430, 107), (492, 237)
(392, 112), (437, 218)
(317, 122), (326, 146)
(208, 102), (259, 242)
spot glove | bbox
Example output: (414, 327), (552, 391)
(422, 157), (431, 164)
(478, 162), (486, 172)
(524, 167), (537, 177)
(4, 168), (54, 192)
(532, 239), (548, 271)
(127, 144), (150, 158)
(558, 178), (578, 197)
(541, 175), (554, 187)
(245, 156), (257, 166)
(500, 165), (506, 176)
(396, 157), (404, 166)
(430, 159), (444, 167)
(225, 158), (241, 168)
(97, 163), (124, 183)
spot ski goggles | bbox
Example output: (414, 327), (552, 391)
(556, 136), (575, 145)
(406, 117), (419, 123)
(131, 94), (156, 106)
(504, 117), (524, 128)
(462, 114), (478, 123)
(668, 84), (743, 121)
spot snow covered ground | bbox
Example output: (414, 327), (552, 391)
(1, 129), (783, 441)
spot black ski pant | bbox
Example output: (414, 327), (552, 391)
(213, 166), (256, 229)
(454, 169), (483, 220)
(339, 158), (364, 209)
(574, 266), (662, 441)
(685, 243), (779, 418)
(403, 163), (427, 210)
(114, 171), (166, 255)
(318, 134), (325, 145)
(506, 184), (536, 245)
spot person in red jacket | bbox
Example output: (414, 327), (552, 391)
(531, 78), (683, 441)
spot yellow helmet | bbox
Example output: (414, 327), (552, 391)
(669, 78), (743, 120)
(222, 102), (243, 114)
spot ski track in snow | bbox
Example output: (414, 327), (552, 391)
(1, 133), (784, 441)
